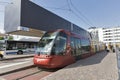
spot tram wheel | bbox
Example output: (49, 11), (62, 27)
(17, 50), (23, 54)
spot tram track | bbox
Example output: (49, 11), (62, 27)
(0, 55), (58, 80)
(15, 69), (43, 80)
(1, 67), (57, 80)
(0, 57), (35, 76)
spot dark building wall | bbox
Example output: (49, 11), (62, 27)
(21, 0), (71, 31)
(4, 0), (89, 37)
(4, 0), (21, 33)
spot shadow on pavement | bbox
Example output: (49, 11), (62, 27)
(65, 51), (109, 68)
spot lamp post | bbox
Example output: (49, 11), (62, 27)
(4, 34), (8, 55)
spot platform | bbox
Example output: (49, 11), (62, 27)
(41, 51), (119, 80)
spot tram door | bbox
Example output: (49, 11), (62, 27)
(70, 37), (82, 60)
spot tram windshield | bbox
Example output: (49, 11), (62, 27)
(36, 31), (67, 55)
(36, 31), (58, 55)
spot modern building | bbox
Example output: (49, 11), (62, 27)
(4, 0), (89, 37)
(88, 27), (120, 50)
(88, 27), (104, 52)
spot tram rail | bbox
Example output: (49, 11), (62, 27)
(1, 67), (57, 80)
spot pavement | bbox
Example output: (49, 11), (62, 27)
(41, 51), (119, 80)
(0, 53), (35, 75)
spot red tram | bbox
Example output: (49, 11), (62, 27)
(33, 29), (104, 68)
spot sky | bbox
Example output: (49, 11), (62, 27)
(0, 0), (120, 32)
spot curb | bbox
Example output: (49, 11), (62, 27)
(0, 55), (34, 61)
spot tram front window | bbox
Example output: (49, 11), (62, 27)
(36, 31), (58, 55)
(51, 32), (67, 55)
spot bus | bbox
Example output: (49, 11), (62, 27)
(0, 40), (38, 55)
(0, 40), (5, 58)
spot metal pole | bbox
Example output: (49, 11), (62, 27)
(4, 34), (8, 55)
(71, 23), (73, 31)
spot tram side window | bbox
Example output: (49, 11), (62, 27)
(52, 32), (67, 55)
(75, 38), (82, 56)
(74, 38), (78, 55)
(77, 38), (82, 55)
(70, 37), (82, 56)
(81, 39), (90, 54)
(70, 37), (75, 56)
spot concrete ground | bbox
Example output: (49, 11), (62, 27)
(41, 51), (119, 80)
(0, 53), (35, 75)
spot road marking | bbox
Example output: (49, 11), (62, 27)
(0, 61), (30, 69)
(24, 58), (33, 60)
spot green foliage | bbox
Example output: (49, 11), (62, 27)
(0, 36), (4, 40)
(8, 36), (13, 40)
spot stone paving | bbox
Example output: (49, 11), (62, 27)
(41, 51), (119, 80)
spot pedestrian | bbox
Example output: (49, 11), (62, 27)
(112, 48), (115, 53)
(0, 51), (4, 59)
(105, 46), (109, 52)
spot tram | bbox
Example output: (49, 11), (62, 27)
(33, 29), (105, 68)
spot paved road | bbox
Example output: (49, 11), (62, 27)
(116, 48), (120, 80)
(41, 51), (118, 80)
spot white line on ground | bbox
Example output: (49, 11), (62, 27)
(0, 61), (30, 69)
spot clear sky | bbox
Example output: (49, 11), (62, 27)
(0, 0), (120, 31)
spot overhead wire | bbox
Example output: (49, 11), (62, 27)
(67, 0), (72, 11)
(66, 0), (91, 27)
(41, 6), (71, 11)
(71, 9), (92, 27)
(68, 0), (95, 27)
(38, 0), (93, 27)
